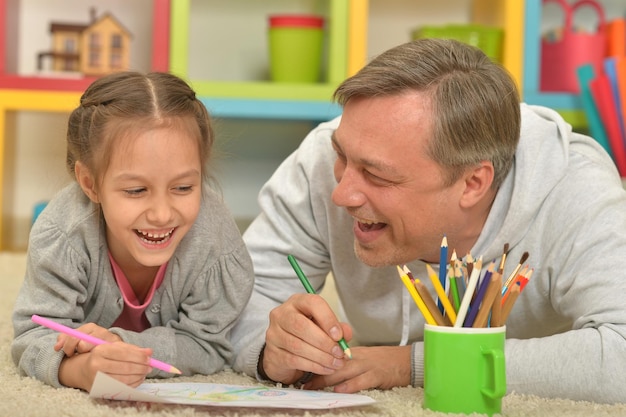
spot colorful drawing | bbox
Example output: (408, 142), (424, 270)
(89, 372), (376, 409)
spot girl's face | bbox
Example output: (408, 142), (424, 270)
(91, 126), (202, 274)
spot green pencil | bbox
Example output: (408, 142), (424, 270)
(287, 254), (353, 359)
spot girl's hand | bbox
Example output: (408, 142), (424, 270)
(58, 342), (153, 391)
(53, 322), (122, 357)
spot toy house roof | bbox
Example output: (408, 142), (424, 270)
(48, 11), (132, 37)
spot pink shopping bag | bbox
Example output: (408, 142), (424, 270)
(540, 0), (606, 93)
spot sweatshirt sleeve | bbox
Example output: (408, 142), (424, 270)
(230, 120), (339, 377)
(11, 218), (95, 388)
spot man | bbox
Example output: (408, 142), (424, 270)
(231, 38), (626, 404)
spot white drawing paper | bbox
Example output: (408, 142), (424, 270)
(89, 372), (376, 409)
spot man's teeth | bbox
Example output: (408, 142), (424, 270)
(355, 217), (379, 225)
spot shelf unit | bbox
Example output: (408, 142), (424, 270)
(0, 0), (170, 249)
(522, 0), (626, 131)
(522, 0), (587, 129)
(168, 0), (347, 121)
(0, 0), (526, 250)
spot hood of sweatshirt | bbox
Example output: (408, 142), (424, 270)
(470, 103), (614, 262)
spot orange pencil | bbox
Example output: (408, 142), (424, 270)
(500, 281), (521, 324)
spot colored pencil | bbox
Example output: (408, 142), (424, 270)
(288, 255), (352, 359)
(453, 259), (466, 302)
(490, 271), (504, 327)
(437, 235), (448, 313)
(472, 271), (501, 328)
(397, 266), (437, 325)
(448, 261), (461, 313)
(463, 263), (494, 327)
(31, 314), (181, 374)
(413, 279), (449, 326)
(425, 263), (457, 325)
(454, 257), (483, 327)
(500, 281), (521, 324)
(465, 253), (474, 284)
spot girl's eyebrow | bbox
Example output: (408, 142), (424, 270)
(112, 169), (201, 182)
(331, 131), (400, 176)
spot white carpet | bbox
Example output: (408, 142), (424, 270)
(1, 251), (625, 416)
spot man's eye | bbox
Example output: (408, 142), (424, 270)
(366, 172), (393, 186)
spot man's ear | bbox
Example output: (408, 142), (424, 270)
(74, 161), (99, 203)
(459, 161), (495, 209)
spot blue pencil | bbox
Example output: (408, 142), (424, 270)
(463, 263), (495, 327)
(437, 235), (448, 313)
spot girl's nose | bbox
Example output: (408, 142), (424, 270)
(146, 197), (174, 225)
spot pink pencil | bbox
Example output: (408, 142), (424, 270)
(31, 314), (181, 374)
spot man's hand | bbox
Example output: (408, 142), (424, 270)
(260, 293), (353, 385)
(303, 345), (412, 393)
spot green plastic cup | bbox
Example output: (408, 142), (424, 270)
(423, 324), (506, 416)
(268, 15), (324, 83)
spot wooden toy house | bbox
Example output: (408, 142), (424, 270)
(37, 9), (132, 76)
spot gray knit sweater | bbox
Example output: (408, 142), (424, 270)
(12, 182), (254, 388)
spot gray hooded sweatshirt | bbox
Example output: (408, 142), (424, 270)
(231, 104), (626, 404)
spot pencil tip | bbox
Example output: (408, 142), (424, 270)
(170, 366), (182, 374)
(344, 348), (353, 359)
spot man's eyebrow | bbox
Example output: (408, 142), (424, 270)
(330, 131), (400, 176)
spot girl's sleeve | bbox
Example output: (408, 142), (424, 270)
(11, 222), (93, 387)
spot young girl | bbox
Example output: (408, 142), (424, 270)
(11, 71), (254, 391)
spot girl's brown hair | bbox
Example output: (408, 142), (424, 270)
(66, 71), (214, 186)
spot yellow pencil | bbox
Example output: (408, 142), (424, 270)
(397, 266), (437, 325)
(425, 263), (457, 325)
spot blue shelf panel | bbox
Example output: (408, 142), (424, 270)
(523, 92), (583, 109)
(199, 97), (342, 121)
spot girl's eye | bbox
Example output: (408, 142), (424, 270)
(174, 185), (193, 193)
(124, 188), (146, 196)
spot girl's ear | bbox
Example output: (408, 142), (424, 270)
(74, 161), (99, 203)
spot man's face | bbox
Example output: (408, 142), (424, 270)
(331, 93), (466, 267)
